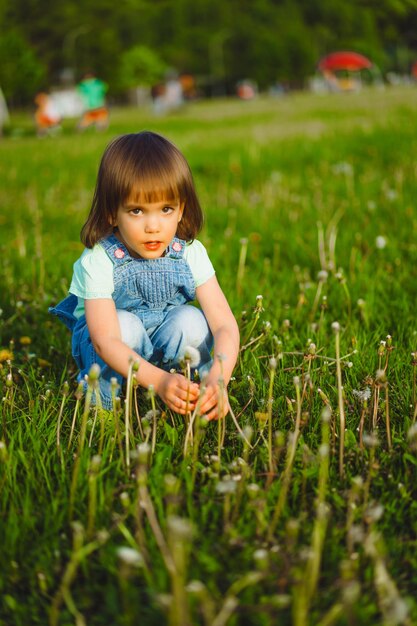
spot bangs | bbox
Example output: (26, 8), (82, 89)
(121, 137), (189, 205)
(126, 171), (182, 204)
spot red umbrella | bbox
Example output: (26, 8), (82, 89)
(318, 51), (373, 72)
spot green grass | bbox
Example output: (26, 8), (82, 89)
(1, 86), (417, 625)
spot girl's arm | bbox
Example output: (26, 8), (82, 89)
(196, 276), (240, 420)
(84, 298), (199, 414)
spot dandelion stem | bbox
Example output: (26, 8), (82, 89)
(334, 324), (345, 477)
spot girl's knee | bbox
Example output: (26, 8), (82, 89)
(170, 306), (210, 344)
(117, 310), (146, 349)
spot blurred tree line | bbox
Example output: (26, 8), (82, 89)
(1, 0), (417, 104)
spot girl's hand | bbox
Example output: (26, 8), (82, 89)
(198, 380), (229, 421)
(156, 372), (199, 415)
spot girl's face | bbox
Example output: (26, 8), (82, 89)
(111, 196), (184, 259)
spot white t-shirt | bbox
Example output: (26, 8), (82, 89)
(69, 239), (215, 318)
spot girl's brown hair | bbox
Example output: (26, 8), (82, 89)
(81, 131), (204, 248)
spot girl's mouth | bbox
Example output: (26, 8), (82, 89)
(144, 241), (161, 251)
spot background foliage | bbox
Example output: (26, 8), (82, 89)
(1, 0), (417, 103)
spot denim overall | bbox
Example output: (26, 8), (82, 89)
(50, 234), (213, 408)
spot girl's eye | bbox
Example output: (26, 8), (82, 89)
(162, 206), (174, 214)
(130, 208), (143, 215)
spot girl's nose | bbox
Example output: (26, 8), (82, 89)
(144, 215), (160, 232)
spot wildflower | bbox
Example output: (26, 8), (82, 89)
(37, 358), (52, 368)
(167, 515), (193, 539)
(137, 442), (151, 465)
(375, 235), (387, 249)
(116, 546), (144, 568)
(319, 443), (329, 459)
(348, 524), (365, 546)
(215, 478), (237, 495)
(19, 336), (32, 346)
(241, 425), (253, 443)
(353, 387), (371, 403)
(119, 492), (130, 509)
(88, 363), (101, 381)
(181, 345), (200, 368)
(187, 580), (206, 595)
(375, 369), (387, 383)
(246, 483), (260, 498)
(332, 161), (353, 175)
(146, 385), (155, 399)
(364, 502), (384, 523)
(363, 432), (379, 448)
(331, 321), (340, 333)
(407, 424), (417, 450)
(385, 188), (398, 201)
(317, 270), (328, 283)
(0, 440), (8, 462)
(253, 549), (269, 570)
(255, 294), (264, 311)
(308, 342), (316, 356)
(144, 409), (161, 422)
(0, 349), (14, 362)
(269, 357), (277, 370)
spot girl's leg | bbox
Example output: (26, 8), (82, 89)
(74, 311), (154, 409)
(149, 305), (214, 378)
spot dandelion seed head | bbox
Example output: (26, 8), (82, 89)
(167, 515), (193, 539)
(187, 580), (205, 594)
(375, 235), (387, 249)
(88, 363), (101, 381)
(216, 478), (237, 495)
(364, 503), (384, 523)
(116, 546), (144, 567)
(353, 387), (371, 403)
(182, 346), (201, 367)
(317, 270), (328, 282)
(363, 432), (379, 448)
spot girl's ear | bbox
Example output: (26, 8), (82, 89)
(109, 214), (117, 227)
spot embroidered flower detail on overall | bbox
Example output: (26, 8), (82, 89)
(114, 248), (125, 259)
(172, 241), (182, 252)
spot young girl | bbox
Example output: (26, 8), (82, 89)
(50, 131), (239, 420)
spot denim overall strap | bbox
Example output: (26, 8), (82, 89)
(100, 233), (131, 267)
(165, 236), (187, 259)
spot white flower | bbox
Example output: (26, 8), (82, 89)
(116, 546), (144, 567)
(375, 236), (387, 249)
(353, 387), (371, 403)
(181, 346), (201, 367)
(215, 478), (237, 494)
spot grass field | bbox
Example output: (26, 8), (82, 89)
(1, 86), (417, 625)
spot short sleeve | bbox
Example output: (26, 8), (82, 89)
(69, 244), (114, 299)
(184, 239), (215, 287)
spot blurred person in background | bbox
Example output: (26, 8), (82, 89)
(77, 73), (109, 131)
(34, 91), (61, 137)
